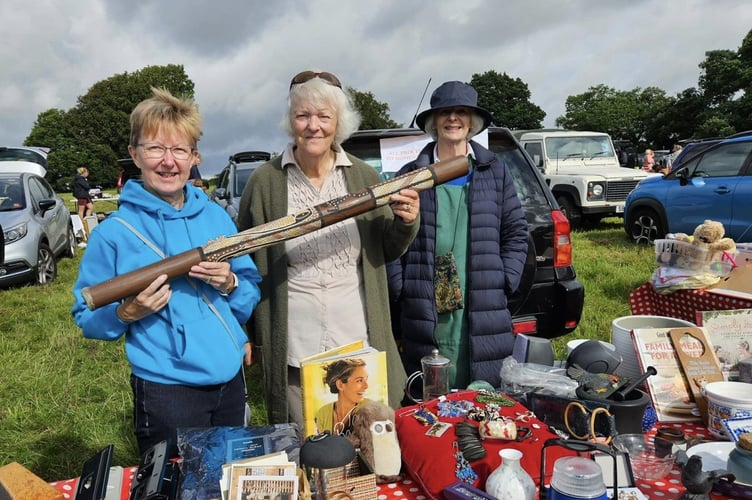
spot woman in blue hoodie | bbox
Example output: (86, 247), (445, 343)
(72, 87), (262, 458)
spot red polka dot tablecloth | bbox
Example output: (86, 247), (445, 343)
(629, 282), (752, 324)
(49, 421), (745, 500)
(49, 467), (427, 500)
(635, 422), (742, 500)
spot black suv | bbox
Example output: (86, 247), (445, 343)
(341, 127), (584, 339)
(211, 151), (271, 225)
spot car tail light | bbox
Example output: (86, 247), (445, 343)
(512, 317), (538, 335)
(552, 210), (573, 268)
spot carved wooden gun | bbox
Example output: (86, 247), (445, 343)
(82, 155), (469, 310)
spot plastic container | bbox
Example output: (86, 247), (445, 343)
(548, 456), (608, 500)
(703, 381), (752, 439)
(654, 239), (735, 275)
(575, 387), (651, 435)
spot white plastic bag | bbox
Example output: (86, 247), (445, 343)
(499, 356), (578, 398)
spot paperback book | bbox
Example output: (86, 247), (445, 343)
(631, 327), (701, 422)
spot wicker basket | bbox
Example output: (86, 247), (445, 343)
(321, 452), (377, 500)
(654, 239), (735, 275)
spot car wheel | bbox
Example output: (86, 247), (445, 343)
(627, 207), (665, 244)
(36, 243), (57, 285)
(64, 224), (77, 258)
(556, 195), (582, 229)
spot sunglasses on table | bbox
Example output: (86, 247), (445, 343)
(289, 71), (342, 90)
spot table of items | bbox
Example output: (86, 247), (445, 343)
(629, 282), (752, 324)
(50, 421), (741, 500)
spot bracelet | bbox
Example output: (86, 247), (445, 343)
(475, 390), (515, 407)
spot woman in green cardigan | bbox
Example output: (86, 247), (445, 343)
(237, 70), (419, 431)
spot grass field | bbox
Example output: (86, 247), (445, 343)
(0, 215), (656, 481)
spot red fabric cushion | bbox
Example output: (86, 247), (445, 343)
(395, 390), (571, 499)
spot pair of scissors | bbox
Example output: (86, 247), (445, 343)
(564, 401), (614, 444)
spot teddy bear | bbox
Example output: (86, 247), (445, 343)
(691, 219), (736, 255)
(347, 400), (402, 484)
(663, 220), (736, 270)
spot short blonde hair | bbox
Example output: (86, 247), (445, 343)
(282, 74), (361, 145)
(129, 87), (202, 148)
(77, 167), (89, 176)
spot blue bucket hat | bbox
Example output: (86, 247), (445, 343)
(415, 81), (493, 134)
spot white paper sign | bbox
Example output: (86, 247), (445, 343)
(378, 130), (489, 173)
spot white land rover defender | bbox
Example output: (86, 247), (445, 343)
(514, 130), (652, 227)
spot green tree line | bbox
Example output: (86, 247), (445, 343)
(26, 29), (752, 190)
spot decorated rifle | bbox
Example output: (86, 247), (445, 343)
(82, 155), (469, 310)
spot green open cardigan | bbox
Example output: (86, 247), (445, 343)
(237, 153), (416, 424)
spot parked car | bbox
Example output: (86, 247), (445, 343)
(624, 133), (752, 244)
(513, 130), (650, 228)
(0, 169), (76, 286)
(211, 151), (271, 224)
(341, 127), (584, 339)
(0, 146), (49, 170)
(117, 158), (141, 194)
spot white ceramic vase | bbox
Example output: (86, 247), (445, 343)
(485, 448), (536, 500)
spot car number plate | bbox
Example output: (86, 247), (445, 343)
(615, 205), (625, 213)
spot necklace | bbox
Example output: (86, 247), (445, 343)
(332, 402), (358, 435)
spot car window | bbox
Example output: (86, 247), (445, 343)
(0, 179), (26, 210)
(488, 136), (550, 209)
(0, 148), (47, 167)
(28, 176), (50, 208)
(523, 142), (543, 167)
(216, 168), (230, 190)
(235, 168), (254, 197)
(686, 141), (752, 178)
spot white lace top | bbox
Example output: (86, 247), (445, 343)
(281, 144), (368, 366)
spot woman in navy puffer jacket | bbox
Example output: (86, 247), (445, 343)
(388, 81), (529, 391)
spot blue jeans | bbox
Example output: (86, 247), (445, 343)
(130, 368), (247, 458)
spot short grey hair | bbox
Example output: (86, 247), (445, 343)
(423, 109), (485, 141)
(281, 77), (361, 145)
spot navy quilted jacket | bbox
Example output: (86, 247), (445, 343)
(388, 141), (529, 387)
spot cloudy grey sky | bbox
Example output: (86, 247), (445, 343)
(2, 0), (750, 177)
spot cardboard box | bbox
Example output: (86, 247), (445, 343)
(0, 462), (65, 500)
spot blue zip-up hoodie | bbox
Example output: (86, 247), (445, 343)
(72, 180), (261, 386)
(388, 141), (529, 387)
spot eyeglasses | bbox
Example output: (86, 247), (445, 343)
(137, 143), (194, 161)
(289, 71), (342, 90)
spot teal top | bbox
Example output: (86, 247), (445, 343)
(435, 179), (470, 389)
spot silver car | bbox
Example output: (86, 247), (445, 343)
(211, 151), (271, 225)
(0, 169), (76, 285)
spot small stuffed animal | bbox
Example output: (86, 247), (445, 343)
(692, 219), (736, 255)
(348, 400), (402, 483)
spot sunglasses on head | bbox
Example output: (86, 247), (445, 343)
(289, 71), (342, 90)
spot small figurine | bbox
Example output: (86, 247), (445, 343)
(675, 450), (736, 500)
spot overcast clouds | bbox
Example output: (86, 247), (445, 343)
(2, 0), (751, 176)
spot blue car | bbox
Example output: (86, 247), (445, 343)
(624, 133), (752, 244)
